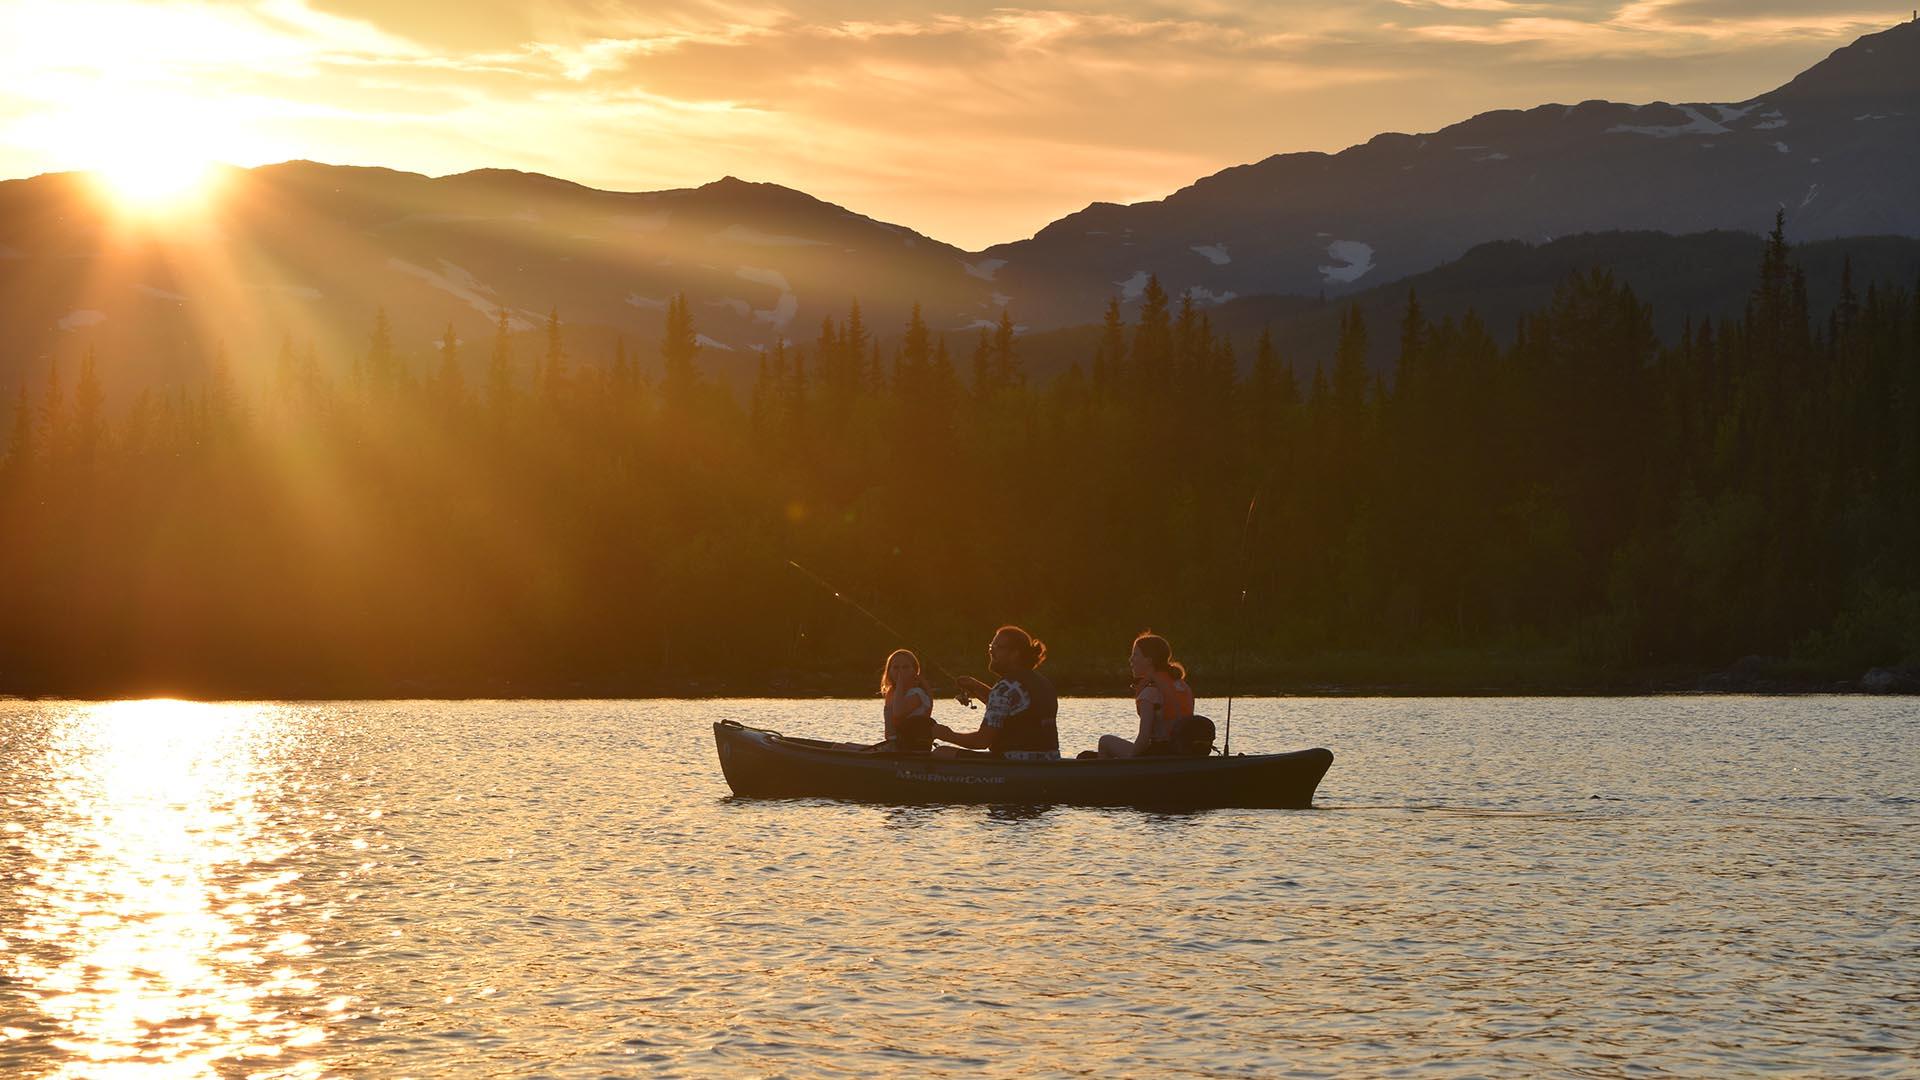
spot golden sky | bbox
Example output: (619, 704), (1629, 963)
(0, 1), (1896, 249)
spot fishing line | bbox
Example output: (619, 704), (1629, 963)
(786, 559), (977, 708)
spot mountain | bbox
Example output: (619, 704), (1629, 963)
(980, 19), (1920, 327)
(1008, 229), (1920, 385)
(3, 20), (1919, 399)
(0, 164), (1003, 400)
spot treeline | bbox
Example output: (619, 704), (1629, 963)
(2, 216), (1916, 696)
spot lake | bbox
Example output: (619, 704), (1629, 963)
(1, 696), (1915, 1077)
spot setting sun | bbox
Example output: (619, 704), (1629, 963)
(91, 152), (220, 214)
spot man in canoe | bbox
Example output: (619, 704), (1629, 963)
(934, 624), (1060, 759)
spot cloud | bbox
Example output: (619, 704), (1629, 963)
(0, 1), (1903, 248)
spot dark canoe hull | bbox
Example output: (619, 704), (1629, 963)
(713, 720), (1332, 809)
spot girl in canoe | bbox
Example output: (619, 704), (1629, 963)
(1098, 632), (1195, 757)
(880, 648), (936, 753)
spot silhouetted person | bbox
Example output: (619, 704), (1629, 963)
(1098, 632), (1194, 757)
(936, 625), (1059, 758)
(879, 648), (935, 752)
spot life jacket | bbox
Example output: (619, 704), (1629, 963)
(887, 686), (934, 753)
(1147, 671), (1194, 743)
(986, 669), (1059, 755)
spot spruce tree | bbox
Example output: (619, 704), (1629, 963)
(488, 309), (515, 413)
(367, 307), (396, 392)
(73, 347), (103, 467)
(970, 329), (992, 399)
(660, 293), (701, 412)
(437, 324), (464, 405)
(543, 306), (568, 403)
(1094, 297), (1125, 398)
(991, 310), (1018, 389)
(4, 383), (32, 479)
(37, 357), (63, 463)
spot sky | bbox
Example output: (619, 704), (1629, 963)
(0, 1), (1903, 250)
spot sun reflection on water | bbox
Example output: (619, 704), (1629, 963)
(3, 700), (325, 1079)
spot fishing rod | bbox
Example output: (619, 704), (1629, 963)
(1221, 490), (1259, 757)
(786, 559), (977, 708)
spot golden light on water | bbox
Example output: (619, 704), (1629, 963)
(3, 700), (326, 1078)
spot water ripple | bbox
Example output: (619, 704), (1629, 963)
(1, 696), (1915, 1077)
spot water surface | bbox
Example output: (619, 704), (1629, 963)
(2, 696), (1915, 1077)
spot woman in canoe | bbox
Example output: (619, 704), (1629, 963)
(880, 648), (936, 752)
(1098, 631), (1195, 757)
(934, 625), (1060, 759)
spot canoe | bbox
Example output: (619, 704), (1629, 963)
(713, 720), (1333, 809)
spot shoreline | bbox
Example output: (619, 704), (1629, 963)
(2, 671), (1914, 703)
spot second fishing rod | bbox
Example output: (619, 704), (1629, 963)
(786, 560), (978, 709)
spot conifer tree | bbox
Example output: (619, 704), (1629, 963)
(437, 323), (464, 405)
(4, 383), (32, 478)
(275, 335), (299, 409)
(367, 307), (396, 392)
(844, 300), (869, 379)
(750, 353), (774, 440)
(611, 336), (632, 395)
(543, 307), (568, 403)
(1397, 289), (1426, 399)
(1250, 325), (1280, 428)
(898, 304), (931, 401)
(1094, 297), (1125, 398)
(37, 357), (63, 463)
(660, 293), (701, 411)
(73, 347), (103, 466)
(488, 309), (514, 412)
(969, 329), (992, 399)
(1173, 291), (1200, 384)
(991, 310), (1019, 389)
(1132, 276), (1172, 392)
(1332, 304), (1370, 423)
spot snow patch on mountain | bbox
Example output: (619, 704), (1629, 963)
(1608, 106), (1730, 138)
(963, 258), (1007, 281)
(626, 294), (667, 311)
(1318, 241), (1375, 285)
(1754, 111), (1788, 130)
(58, 310), (106, 331)
(1774, 142), (1791, 154)
(1712, 104), (1756, 123)
(1191, 243), (1231, 265)
(954, 317), (1028, 334)
(1115, 270), (1150, 301)
(390, 258), (531, 329)
(1189, 287), (1238, 305)
(136, 284), (187, 301)
(695, 334), (733, 351)
(735, 267), (799, 328)
(990, 292), (1012, 308)
(717, 224), (827, 247)
(712, 297), (752, 318)
(1801, 184), (1820, 207)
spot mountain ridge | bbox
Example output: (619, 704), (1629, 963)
(3, 20), (1919, 396)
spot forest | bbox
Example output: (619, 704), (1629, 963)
(2, 217), (1917, 697)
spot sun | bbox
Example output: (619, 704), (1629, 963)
(93, 152), (221, 214)
(18, 90), (234, 216)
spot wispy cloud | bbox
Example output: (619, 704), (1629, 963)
(0, 1), (1899, 247)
